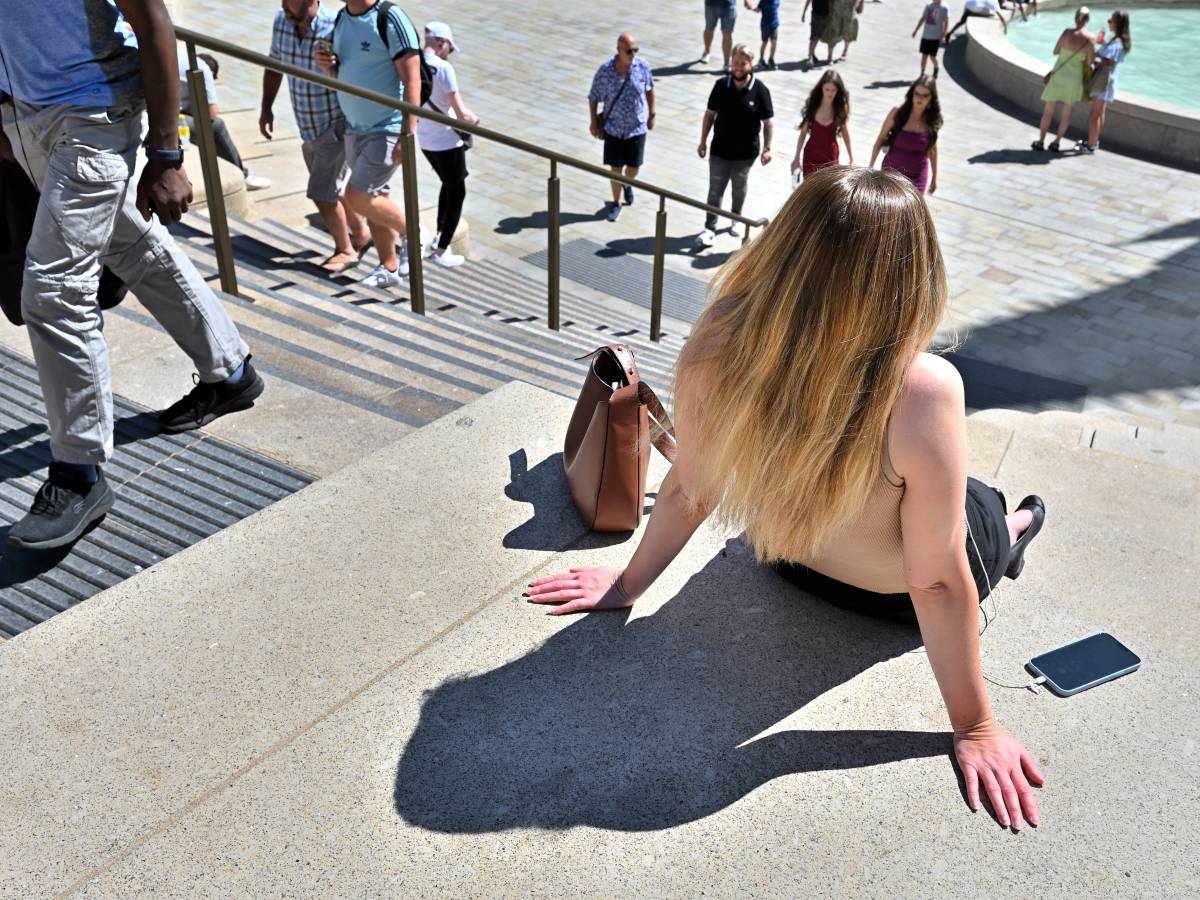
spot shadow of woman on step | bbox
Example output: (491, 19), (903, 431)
(394, 538), (945, 833)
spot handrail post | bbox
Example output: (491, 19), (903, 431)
(742, 223), (751, 247)
(399, 130), (425, 314)
(650, 196), (666, 343)
(185, 41), (238, 296)
(547, 160), (560, 331)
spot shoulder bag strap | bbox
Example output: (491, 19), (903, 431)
(637, 382), (677, 464)
(598, 68), (632, 129)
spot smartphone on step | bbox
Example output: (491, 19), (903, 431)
(1026, 632), (1141, 697)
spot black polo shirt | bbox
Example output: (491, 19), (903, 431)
(811, 0), (830, 15)
(706, 75), (774, 161)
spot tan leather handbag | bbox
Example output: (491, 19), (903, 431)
(564, 345), (676, 532)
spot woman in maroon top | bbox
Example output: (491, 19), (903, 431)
(869, 75), (942, 194)
(790, 70), (853, 181)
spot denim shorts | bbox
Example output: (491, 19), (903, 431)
(301, 120), (349, 204)
(705, 0), (738, 32)
(345, 130), (399, 196)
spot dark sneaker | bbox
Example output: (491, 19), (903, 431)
(159, 355), (265, 434)
(8, 466), (115, 550)
(623, 185), (635, 206)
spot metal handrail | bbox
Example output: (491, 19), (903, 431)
(175, 25), (769, 340)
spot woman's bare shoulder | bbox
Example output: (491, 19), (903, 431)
(889, 353), (965, 470)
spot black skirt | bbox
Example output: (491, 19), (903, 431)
(774, 477), (1011, 626)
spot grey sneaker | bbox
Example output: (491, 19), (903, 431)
(605, 202), (622, 222)
(7, 466), (115, 550)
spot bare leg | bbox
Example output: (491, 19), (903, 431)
(609, 166), (623, 205)
(920, 53), (928, 75)
(315, 199), (353, 254)
(770, 36), (778, 61)
(703, 29), (714, 55)
(1005, 510), (1034, 547)
(1088, 99), (1105, 146)
(840, 40), (850, 60)
(760, 39), (768, 62)
(1037, 101), (1055, 142)
(340, 196), (369, 249)
(722, 30), (733, 66)
(344, 186), (406, 270)
(1054, 102), (1072, 142)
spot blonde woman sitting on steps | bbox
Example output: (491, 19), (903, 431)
(527, 166), (1048, 829)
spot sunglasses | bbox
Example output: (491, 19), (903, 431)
(622, 47), (640, 56)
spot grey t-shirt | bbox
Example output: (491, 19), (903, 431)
(921, 2), (949, 39)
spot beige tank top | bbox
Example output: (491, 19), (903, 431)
(802, 449), (908, 594)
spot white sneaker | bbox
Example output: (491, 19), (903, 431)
(243, 172), (272, 191)
(694, 228), (716, 248)
(699, 50), (711, 64)
(360, 265), (402, 289)
(728, 221), (743, 239)
(431, 250), (465, 268)
(423, 233), (441, 258)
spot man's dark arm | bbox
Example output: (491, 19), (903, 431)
(115, 0), (181, 151)
(115, 0), (192, 223)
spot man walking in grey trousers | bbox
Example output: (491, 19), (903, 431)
(0, 0), (263, 550)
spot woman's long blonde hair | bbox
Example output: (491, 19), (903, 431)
(674, 166), (947, 563)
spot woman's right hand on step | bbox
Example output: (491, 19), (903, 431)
(524, 566), (635, 615)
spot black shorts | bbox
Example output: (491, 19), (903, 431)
(422, 146), (469, 183)
(810, 13), (828, 41)
(919, 37), (943, 56)
(603, 132), (646, 168)
(773, 477), (1012, 625)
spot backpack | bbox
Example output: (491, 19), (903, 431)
(334, 1), (435, 107)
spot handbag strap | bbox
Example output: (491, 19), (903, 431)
(1048, 43), (1085, 78)
(638, 381), (677, 464)
(575, 344), (677, 463)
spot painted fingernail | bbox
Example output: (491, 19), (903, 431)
(521, 592), (530, 597)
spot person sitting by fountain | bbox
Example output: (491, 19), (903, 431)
(526, 166), (1049, 831)
(945, 0), (1008, 40)
(1032, 5), (1095, 152)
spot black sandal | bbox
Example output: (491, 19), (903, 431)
(1031, 140), (1045, 151)
(1048, 139), (1062, 153)
(1005, 495), (1046, 580)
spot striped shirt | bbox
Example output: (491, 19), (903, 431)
(269, 4), (343, 143)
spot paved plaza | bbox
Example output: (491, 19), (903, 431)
(168, 0), (1200, 424)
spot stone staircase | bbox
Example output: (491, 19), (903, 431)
(1, 380), (1195, 897)
(171, 211), (687, 409)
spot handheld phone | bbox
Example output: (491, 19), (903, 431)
(317, 39), (333, 55)
(1026, 632), (1141, 697)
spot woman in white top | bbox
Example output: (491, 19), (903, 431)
(417, 22), (479, 268)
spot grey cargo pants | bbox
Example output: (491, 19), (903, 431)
(3, 99), (248, 465)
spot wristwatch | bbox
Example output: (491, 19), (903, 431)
(145, 147), (185, 164)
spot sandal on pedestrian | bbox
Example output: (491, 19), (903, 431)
(1005, 495), (1046, 580)
(320, 253), (361, 275)
(354, 238), (374, 259)
(1030, 140), (1045, 151)
(1048, 139), (1062, 153)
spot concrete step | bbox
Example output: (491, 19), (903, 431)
(969, 407), (1200, 474)
(1, 381), (1193, 895)
(171, 225), (679, 400)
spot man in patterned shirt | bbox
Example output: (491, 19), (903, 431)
(588, 32), (656, 223)
(260, 0), (369, 274)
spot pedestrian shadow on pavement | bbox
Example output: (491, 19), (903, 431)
(394, 539), (948, 832)
(600, 235), (732, 271)
(495, 209), (611, 236)
(864, 79), (913, 90)
(503, 449), (630, 551)
(967, 149), (1078, 167)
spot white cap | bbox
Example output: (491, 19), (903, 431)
(425, 21), (459, 53)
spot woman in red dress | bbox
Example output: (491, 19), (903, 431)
(791, 70), (853, 182)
